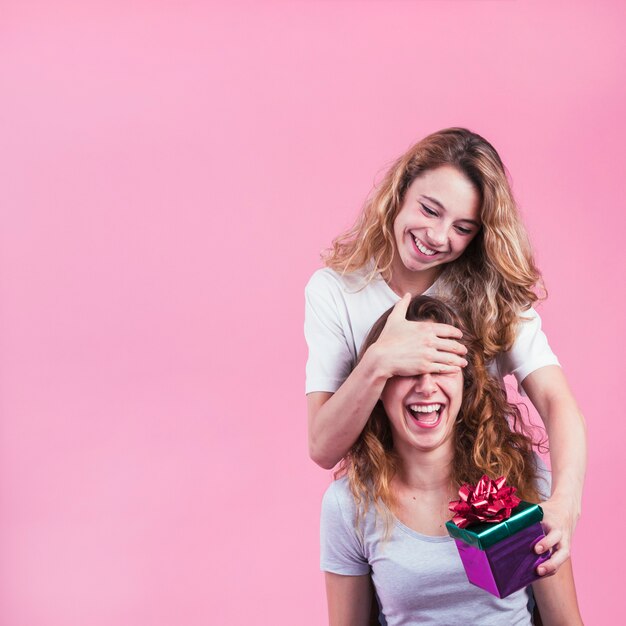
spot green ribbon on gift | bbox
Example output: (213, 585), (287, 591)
(445, 501), (544, 550)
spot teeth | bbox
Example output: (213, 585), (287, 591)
(414, 237), (437, 256)
(409, 404), (442, 413)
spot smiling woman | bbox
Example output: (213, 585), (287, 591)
(320, 296), (583, 626)
(305, 128), (586, 584)
(344, 295), (543, 524)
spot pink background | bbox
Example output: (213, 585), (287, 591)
(1, 1), (624, 624)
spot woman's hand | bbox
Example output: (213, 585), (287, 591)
(535, 495), (579, 577)
(371, 293), (468, 377)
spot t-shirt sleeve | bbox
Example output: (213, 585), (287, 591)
(496, 307), (560, 386)
(304, 271), (355, 394)
(320, 481), (370, 575)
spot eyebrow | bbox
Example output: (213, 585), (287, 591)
(421, 195), (481, 227)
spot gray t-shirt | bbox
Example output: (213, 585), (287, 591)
(320, 461), (551, 626)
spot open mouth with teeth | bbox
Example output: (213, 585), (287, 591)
(412, 235), (441, 258)
(406, 403), (443, 429)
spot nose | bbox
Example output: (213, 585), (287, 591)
(413, 373), (437, 396)
(426, 224), (448, 247)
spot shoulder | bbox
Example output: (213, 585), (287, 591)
(322, 476), (358, 521)
(510, 305), (545, 346)
(305, 266), (381, 323)
(305, 267), (344, 299)
(306, 266), (373, 296)
(322, 476), (374, 535)
(305, 264), (397, 362)
(511, 305), (559, 365)
(517, 304), (541, 325)
(492, 305), (560, 384)
(320, 476), (371, 575)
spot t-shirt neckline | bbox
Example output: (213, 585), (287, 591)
(375, 267), (439, 301)
(378, 499), (453, 543)
(392, 516), (454, 543)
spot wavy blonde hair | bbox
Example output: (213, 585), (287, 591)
(324, 128), (543, 359)
(337, 296), (543, 536)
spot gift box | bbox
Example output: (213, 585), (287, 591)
(446, 477), (550, 599)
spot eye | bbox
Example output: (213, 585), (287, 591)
(420, 202), (438, 217)
(454, 225), (474, 236)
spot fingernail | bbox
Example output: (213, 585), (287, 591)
(537, 567), (545, 576)
(536, 545), (543, 552)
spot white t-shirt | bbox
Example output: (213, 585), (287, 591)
(304, 266), (559, 394)
(320, 460), (551, 626)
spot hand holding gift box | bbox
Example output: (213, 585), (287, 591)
(446, 475), (551, 599)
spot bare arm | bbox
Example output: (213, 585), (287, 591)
(521, 366), (586, 575)
(532, 559), (583, 625)
(307, 346), (389, 469)
(325, 573), (373, 626)
(308, 294), (467, 468)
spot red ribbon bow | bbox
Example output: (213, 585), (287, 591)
(449, 475), (521, 529)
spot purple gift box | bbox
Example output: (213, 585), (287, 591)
(446, 501), (550, 598)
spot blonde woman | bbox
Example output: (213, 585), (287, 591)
(305, 128), (585, 577)
(320, 296), (582, 625)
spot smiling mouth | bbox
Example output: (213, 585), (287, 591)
(407, 403), (442, 426)
(412, 236), (439, 257)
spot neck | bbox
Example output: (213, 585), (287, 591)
(386, 253), (442, 297)
(393, 442), (455, 494)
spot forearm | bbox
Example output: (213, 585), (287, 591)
(543, 399), (586, 510)
(532, 560), (583, 625)
(308, 346), (389, 469)
(522, 367), (586, 511)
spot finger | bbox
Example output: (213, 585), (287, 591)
(432, 352), (468, 368)
(536, 529), (562, 554)
(423, 363), (463, 375)
(434, 337), (468, 356)
(536, 546), (570, 577)
(389, 293), (412, 321)
(430, 322), (463, 339)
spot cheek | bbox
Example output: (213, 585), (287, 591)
(451, 236), (472, 256)
(381, 382), (409, 420)
(393, 205), (412, 237)
(392, 217), (405, 246)
(446, 380), (465, 414)
(380, 386), (395, 415)
(451, 396), (462, 420)
(382, 391), (402, 413)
